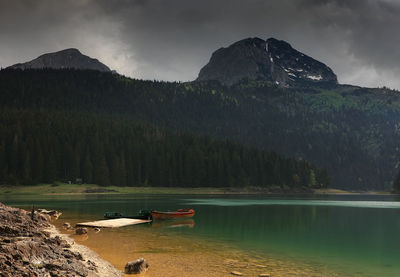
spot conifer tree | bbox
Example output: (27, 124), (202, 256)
(393, 169), (400, 192)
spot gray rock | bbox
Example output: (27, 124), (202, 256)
(197, 37), (337, 87)
(75, 227), (88, 235)
(124, 258), (149, 274)
(0, 202), (95, 276)
(37, 209), (62, 219)
(63, 222), (72, 229)
(8, 48), (111, 73)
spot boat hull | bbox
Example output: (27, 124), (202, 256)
(151, 209), (195, 220)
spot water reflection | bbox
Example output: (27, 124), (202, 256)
(151, 219), (195, 229)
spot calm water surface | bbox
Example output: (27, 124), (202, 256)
(2, 193), (400, 276)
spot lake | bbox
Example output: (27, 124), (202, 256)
(2, 193), (400, 276)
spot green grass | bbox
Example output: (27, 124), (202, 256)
(0, 183), (242, 195)
(3, 183), (382, 195)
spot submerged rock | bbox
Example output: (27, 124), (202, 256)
(75, 227), (88, 235)
(124, 258), (149, 274)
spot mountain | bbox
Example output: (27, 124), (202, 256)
(1, 37), (400, 190)
(0, 69), (399, 190)
(0, 70), (328, 189)
(8, 48), (111, 72)
(197, 37), (338, 87)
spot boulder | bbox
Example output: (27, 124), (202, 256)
(63, 223), (72, 229)
(124, 258), (149, 274)
(37, 213), (51, 222)
(37, 209), (62, 219)
(75, 228), (88, 235)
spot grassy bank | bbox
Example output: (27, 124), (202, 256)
(313, 188), (392, 195)
(0, 183), (251, 195)
(0, 183), (389, 196)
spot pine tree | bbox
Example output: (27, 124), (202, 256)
(0, 103), (328, 189)
(393, 169), (400, 192)
(94, 152), (110, 186)
(82, 155), (93, 184)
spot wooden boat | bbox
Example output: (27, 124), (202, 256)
(151, 208), (195, 220)
(104, 210), (152, 220)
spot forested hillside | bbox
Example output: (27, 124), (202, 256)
(0, 69), (399, 189)
(0, 109), (328, 188)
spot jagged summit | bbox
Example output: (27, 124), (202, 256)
(197, 37), (338, 86)
(8, 48), (111, 72)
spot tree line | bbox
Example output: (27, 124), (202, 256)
(0, 109), (329, 188)
(8, 68), (397, 189)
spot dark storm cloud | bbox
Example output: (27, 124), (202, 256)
(298, 0), (400, 67)
(1, 0), (400, 89)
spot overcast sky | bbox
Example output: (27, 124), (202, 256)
(1, 0), (400, 89)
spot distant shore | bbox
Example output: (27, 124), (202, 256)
(0, 183), (392, 196)
(313, 188), (393, 195)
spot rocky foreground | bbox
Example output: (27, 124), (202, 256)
(0, 202), (120, 277)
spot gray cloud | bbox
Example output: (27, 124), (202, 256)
(1, 0), (400, 89)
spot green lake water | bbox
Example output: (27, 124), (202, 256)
(2, 193), (400, 276)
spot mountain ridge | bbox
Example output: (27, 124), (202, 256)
(197, 37), (338, 87)
(8, 48), (111, 72)
(1, 38), (400, 190)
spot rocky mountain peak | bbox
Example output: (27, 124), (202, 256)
(52, 48), (81, 55)
(8, 48), (111, 72)
(197, 37), (338, 87)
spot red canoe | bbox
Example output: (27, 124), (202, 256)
(151, 208), (195, 220)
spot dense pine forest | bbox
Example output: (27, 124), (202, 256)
(0, 109), (328, 188)
(0, 69), (399, 189)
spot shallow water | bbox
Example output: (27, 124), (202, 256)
(2, 193), (400, 276)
